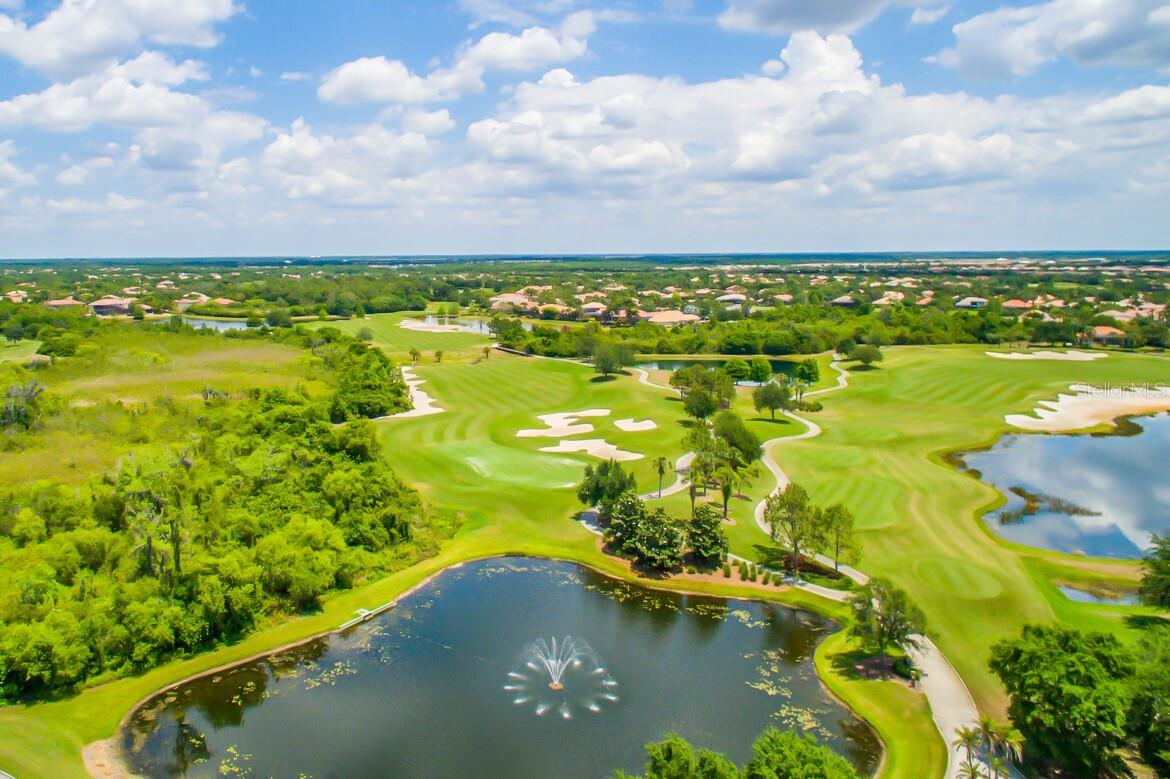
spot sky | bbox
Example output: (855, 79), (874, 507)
(0, 0), (1168, 258)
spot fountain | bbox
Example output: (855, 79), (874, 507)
(504, 636), (618, 719)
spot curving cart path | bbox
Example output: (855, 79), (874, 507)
(634, 358), (979, 779)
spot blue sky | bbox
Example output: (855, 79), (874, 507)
(1, 0), (1168, 257)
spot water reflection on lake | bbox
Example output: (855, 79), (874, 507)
(121, 558), (880, 779)
(635, 358), (799, 378)
(176, 316), (249, 332)
(420, 315), (532, 333)
(963, 413), (1170, 558)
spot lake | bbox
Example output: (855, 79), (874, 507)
(121, 558), (880, 778)
(962, 413), (1170, 558)
(419, 315), (532, 333)
(635, 358), (799, 378)
(178, 316), (250, 332)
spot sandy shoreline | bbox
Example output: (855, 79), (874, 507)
(1005, 383), (1170, 431)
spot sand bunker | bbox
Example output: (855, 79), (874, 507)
(1005, 383), (1170, 432)
(398, 318), (462, 333)
(614, 418), (657, 432)
(518, 409), (611, 438)
(386, 367), (444, 418)
(986, 350), (1107, 362)
(539, 439), (643, 461)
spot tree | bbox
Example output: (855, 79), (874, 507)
(849, 344), (882, 367)
(813, 504), (859, 573)
(715, 466), (735, 518)
(747, 357), (772, 383)
(604, 490), (646, 555)
(751, 381), (790, 421)
(617, 732), (739, 779)
(633, 507), (686, 570)
(434, 349), (443, 363)
(795, 358), (820, 387)
(712, 411), (761, 466)
(356, 327), (374, 342)
(409, 347), (421, 365)
(265, 309), (292, 327)
(763, 482), (813, 575)
(1128, 625), (1170, 772)
(742, 729), (860, 779)
(577, 460), (636, 518)
(724, 358), (750, 383)
(651, 456), (671, 498)
(593, 342), (634, 379)
(952, 725), (981, 766)
(619, 728), (857, 779)
(482, 345), (491, 360)
(683, 389), (718, 424)
(849, 577), (926, 668)
(1140, 532), (1170, 608)
(688, 503), (728, 565)
(989, 624), (1134, 773)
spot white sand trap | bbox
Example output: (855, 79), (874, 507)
(386, 366), (444, 418)
(614, 418), (657, 432)
(517, 409), (611, 438)
(1005, 383), (1170, 432)
(539, 439), (643, 461)
(986, 350), (1107, 362)
(398, 318), (462, 333)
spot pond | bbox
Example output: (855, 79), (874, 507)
(121, 558), (880, 778)
(1056, 585), (1140, 606)
(176, 316), (250, 332)
(635, 358), (799, 379)
(419, 315), (532, 333)
(961, 413), (1170, 558)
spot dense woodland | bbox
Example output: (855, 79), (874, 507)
(0, 322), (438, 701)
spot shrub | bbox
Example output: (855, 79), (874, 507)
(722, 563), (731, 578)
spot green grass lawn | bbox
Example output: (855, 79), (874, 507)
(0, 339), (39, 363)
(765, 345), (1170, 715)
(304, 311), (491, 358)
(0, 347), (946, 779)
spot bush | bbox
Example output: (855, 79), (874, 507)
(722, 563), (731, 578)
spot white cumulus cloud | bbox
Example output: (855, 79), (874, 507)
(934, 0), (1170, 77)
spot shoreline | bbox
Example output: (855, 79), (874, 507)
(1004, 383), (1170, 432)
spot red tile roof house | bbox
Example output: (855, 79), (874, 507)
(1091, 325), (1126, 345)
(1002, 299), (1033, 312)
(88, 296), (136, 316)
(43, 296), (85, 308)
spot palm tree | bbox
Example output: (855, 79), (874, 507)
(408, 347), (421, 366)
(717, 466), (735, 518)
(996, 725), (1023, 771)
(957, 759), (986, 779)
(651, 456), (670, 498)
(952, 725), (981, 766)
(434, 350), (443, 363)
(988, 756), (1007, 779)
(977, 714), (1000, 760)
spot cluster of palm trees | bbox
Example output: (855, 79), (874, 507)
(953, 717), (1023, 779)
(685, 427), (760, 518)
